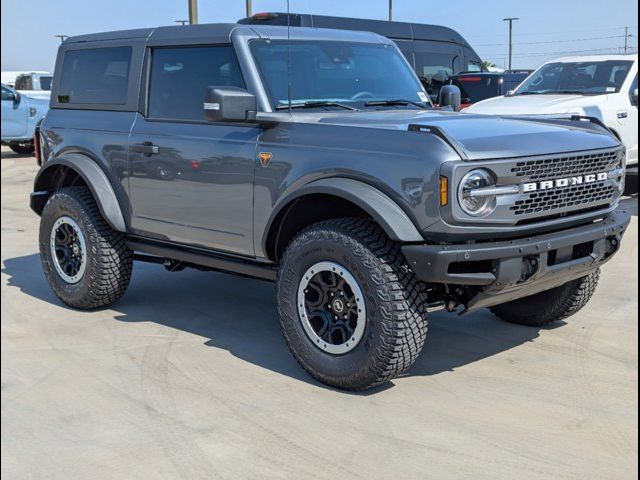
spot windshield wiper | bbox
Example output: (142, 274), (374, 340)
(364, 99), (429, 109)
(275, 101), (358, 111)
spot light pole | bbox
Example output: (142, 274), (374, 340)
(624, 27), (632, 53)
(188, 0), (198, 25)
(389, 0), (393, 21)
(246, 0), (252, 16)
(54, 34), (68, 43)
(175, 20), (189, 26)
(503, 17), (519, 71)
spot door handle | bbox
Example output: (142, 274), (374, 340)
(130, 142), (159, 155)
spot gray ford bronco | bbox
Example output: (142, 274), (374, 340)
(31, 24), (631, 390)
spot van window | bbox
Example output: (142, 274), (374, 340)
(40, 76), (53, 91)
(58, 47), (132, 105)
(14, 76), (33, 90)
(147, 46), (245, 121)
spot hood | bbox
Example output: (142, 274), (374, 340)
(464, 94), (608, 116)
(298, 109), (619, 160)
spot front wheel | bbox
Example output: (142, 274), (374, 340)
(490, 270), (601, 327)
(9, 142), (35, 155)
(39, 186), (133, 309)
(276, 218), (429, 391)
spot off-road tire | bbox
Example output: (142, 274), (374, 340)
(9, 143), (35, 155)
(277, 218), (429, 391)
(39, 186), (133, 309)
(490, 269), (600, 327)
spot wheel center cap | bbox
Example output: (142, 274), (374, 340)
(332, 298), (345, 314)
(72, 244), (79, 255)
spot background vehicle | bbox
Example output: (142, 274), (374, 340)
(1, 70), (50, 87)
(465, 55), (639, 169)
(14, 71), (53, 99)
(449, 70), (533, 108)
(31, 24), (630, 391)
(1, 83), (48, 154)
(238, 12), (485, 101)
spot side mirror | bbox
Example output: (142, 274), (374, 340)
(204, 86), (257, 123)
(632, 88), (639, 107)
(439, 84), (462, 112)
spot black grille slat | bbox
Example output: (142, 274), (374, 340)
(511, 150), (621, 181)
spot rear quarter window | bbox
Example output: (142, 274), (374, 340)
(58, 47), (132, 105)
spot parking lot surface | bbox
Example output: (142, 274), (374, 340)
(1, 147), (638, 480)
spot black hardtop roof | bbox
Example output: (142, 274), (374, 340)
(238, 12), (469, 45)
(63, 23), (389, 46)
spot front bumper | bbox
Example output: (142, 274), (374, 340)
(402, 208), (631, 313)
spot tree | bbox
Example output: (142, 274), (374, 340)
(483, 60), (497, 70)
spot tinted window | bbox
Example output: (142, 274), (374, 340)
(40, 76), (53, 90)
(15, 76), (33, 90)
(1, 85), (14, 101)
(451, 76), (501, 103)
(59, 47), (132, 104)
(251, 40), (427, 109)
(515, 60), (634, 95)
(148, 46), (245, 121)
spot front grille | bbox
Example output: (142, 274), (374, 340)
(511, 182), (616, 216)
(511, 150), (620, 181)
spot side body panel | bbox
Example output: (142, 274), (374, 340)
(128, 116), (260, 256)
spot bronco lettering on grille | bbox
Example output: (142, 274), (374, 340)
(522, 172), (609, 193)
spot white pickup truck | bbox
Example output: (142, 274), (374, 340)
(465, 55), (639, 169)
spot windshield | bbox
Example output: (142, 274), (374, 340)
(250, 40), (430, 110)
(39, 76), (53, 90)
(515, 60), (633, 95)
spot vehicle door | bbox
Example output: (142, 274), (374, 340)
(128, 45), (259, 256)
(1, 85), (28, 138)
(413, 40), (463, 103)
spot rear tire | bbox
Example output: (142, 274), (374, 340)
(39, 186), (133, 309)
(277, 218), (429, 391)
(490, 270), (600, 327)
(9, 142), (35, 155)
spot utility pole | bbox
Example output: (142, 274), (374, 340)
(503, 17), (519, 71)
(246, 0), (252, 16)
(54, 34), (68, 43)
(188, 0), (198, 25)
(389, 0), (393, 21)
(624, 27), (631, 53)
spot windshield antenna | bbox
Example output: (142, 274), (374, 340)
(287, 0), (292, 114)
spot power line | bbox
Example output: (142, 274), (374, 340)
(468, 25), (638, 39)
(474, 34), (628, 47)
(496, 46), (639, 58)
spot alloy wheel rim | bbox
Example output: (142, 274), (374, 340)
(297, 261), (366, 355)
(50, 216), (87, 284)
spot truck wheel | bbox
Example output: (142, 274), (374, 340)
(39, 186), (133, 310)
(490, 270), (600, 327)
(9, 142), (35, 155)
(277, 218), (429, 390)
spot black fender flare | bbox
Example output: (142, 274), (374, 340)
(264, 178), (425, 251)
(31, 153), (127, 232)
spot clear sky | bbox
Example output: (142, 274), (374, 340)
(1, 0), (638, 72)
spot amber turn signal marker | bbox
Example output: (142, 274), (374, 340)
(440, 176), (449, 207)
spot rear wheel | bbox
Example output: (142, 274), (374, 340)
(39, 186), (133, 309)
(9, 142), (34, 155)
(276, 218), (429, 391)
(490, 270), (600, 327)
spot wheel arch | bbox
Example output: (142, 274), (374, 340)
(262, 178), (424, 261)
(31, 153), (127, 232)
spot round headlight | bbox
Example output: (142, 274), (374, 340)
(458, 169), (497, 217)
